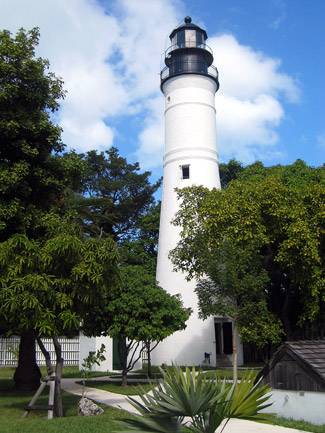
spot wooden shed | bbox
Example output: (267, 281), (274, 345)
(261, 340), (325, 392)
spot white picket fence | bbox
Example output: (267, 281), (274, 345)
(0, 336), (79, 366)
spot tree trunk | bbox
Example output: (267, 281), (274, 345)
(122, 370), (128, 386)
(36, 336), (54, 377)
(14, 331), (41, 391)
(118, 337), (128, 387)
(146, 341), (152, 379)
(53, 336), (64, 417)
(232, 321), (238, 383)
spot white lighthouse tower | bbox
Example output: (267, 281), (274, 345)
(153, 17), (237, 367)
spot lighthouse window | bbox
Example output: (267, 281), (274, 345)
(177, 30), (185, 47)
(196, 31), (204, 46)
(181, 164), (190, 180)
(185, 29), (196, 47)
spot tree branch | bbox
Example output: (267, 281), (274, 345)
(36, 336), (54, 377)
(127, 342), (144, 372)
(148, 341), (159, 353)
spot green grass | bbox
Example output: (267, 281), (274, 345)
(267, 415), (325, 433)
(0, 378), (133, 433)
(202, 368), (259, 379)
(82, 380), (155, 395)
(136, 365), (261, 380)
(2, 369), (324, 433)
(0, 365), (109, 379)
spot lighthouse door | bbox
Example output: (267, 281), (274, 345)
(215, 320), (233, 366)
(222, 322), (233, 355)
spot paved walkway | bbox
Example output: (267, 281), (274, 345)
(62, 378), (140, 414)
(62, 378), (308, 433)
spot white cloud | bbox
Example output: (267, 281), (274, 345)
(115, 0), (182, 99)
(0, 0), (127, 151)
(209, 33), (299, 162)
(0, 1), (299, 166)
(0, 0), (181, 156)
(216, 94), (284, 162)
(137, 97), (165, 168)
(210, 34), (299, 103)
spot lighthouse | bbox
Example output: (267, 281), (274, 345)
(154, 17), (241, 367)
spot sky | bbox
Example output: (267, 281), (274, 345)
(0, 0), (324, 182)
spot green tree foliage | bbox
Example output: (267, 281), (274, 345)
(195, 241), (283, 345)
(118, 202), (160, 280)
(171, 160), (325, 346)
(105, 265), (190, 385)
(137, 202), (161, 257)
(122, 366), (271, 433)
(0, 213), (119, 414)
(219, 159), (244, 188)
(0, 214), (119, 336)
(71, 148), (161, 241)
(0, 27), (83, 391)
(0, 28), (66, 240)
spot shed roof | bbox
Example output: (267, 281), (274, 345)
(261, 340), (325, 388)
(287, 340), (325, 379)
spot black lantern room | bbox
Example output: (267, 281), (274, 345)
(161, 17), (219, 89)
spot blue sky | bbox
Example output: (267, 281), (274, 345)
(1, 0), (324, 183)
(191, 0), (325, 168)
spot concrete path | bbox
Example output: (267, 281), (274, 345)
(62, 378), (140, 414)
(62, 378), (309, 433)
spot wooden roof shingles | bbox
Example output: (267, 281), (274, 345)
(260, 339), (325, 391)
(286, 340), (325, 380)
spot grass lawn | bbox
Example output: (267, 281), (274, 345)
(0, 365), (109, 379)
(136, 365), (260, 380)
(202, 368), (259, 379)
(0, 378), (133, 433)
(266, 415), (325, 433)
(82, 380), (155, 395)
(2, 368), (324, 433)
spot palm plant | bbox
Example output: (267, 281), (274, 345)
(120, 366), (272, 433)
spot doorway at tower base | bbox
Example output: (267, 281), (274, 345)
(150, 315), (243, 367)
(214, 318), (243, 368)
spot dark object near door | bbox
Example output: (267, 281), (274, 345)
(223, 322), (233, 355)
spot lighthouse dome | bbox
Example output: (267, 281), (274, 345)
(161, 16), (219, 89)
(169, 16), (208, 45)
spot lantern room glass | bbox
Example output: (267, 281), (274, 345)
(171, 29), (205, 49)
(185, 29), (196, 47)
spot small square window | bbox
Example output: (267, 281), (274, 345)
(181, 165), (190, 180)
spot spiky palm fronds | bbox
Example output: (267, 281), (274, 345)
(119, 367), (272, 433)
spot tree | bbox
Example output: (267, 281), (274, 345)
(195, 239), (283, 380)
(0, 213), (120, 415)
(71, 148), (161, 241)
(219, 159), (244, 188)
(0, 27), (71, 390)
(171, 160), (325, 356)
(137, 202), (161, 257)
(106, 265), (190, 385)
(0, 28), (66, 241)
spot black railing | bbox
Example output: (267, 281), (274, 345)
(165, 43), (213, 58)
(161, 61), (219, 87)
